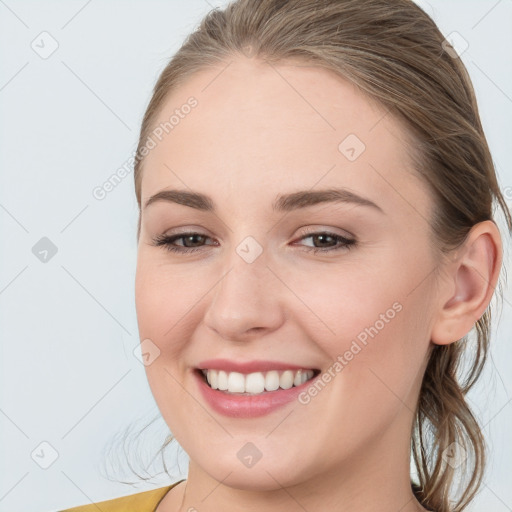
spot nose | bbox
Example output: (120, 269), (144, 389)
(202, 248), (285, 342)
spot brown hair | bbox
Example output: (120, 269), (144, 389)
(131, 1), (512, 510)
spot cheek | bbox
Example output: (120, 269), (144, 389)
(135, 255), (202, 431)
(282, 254), (425, 350)
(134, 254), (208, 350)
(289, 252), (433, 406)
(292, 294), (430, 461)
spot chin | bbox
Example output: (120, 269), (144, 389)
(194, 441), (312, 492)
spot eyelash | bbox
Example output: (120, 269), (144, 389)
(151, 231), (356, 254)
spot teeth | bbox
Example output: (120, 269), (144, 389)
(202, 368), (315, 394)
(227, 371), (245, 393)
(217, 370), (228, 391)
(265, 370), (280, 391)
(280, 370), (294, 389)
(246, 372), (265, 394)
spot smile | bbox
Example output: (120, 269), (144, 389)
(193, 359), (322, 417)
(200, 368), (319, 395)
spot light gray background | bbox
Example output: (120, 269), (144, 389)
(0, 1), (511, 511)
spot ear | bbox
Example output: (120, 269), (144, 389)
(431, 220), (503, 345)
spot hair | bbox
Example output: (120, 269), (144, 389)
(130, 1), (512, 510)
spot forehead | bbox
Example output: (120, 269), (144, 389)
(140, 57), (430, 221)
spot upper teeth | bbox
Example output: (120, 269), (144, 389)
(202, 369), (315, 394)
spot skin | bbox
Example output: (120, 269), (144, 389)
(134, 57), (502, 512)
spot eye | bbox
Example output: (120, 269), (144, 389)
(150, 230), (356, 254)
(151, 232), (217, 254)
(293, 231), (356, 253)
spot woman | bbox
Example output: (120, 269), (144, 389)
(61, 0), (511, 510)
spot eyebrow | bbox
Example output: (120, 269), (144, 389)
(143, 188), (383, 213)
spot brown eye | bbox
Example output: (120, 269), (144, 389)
(295, 231), (356, 253)
(152, 232), (217, 254)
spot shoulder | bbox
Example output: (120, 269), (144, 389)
(59, 480), (184, 512)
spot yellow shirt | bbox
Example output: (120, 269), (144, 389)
(59, 480), (185, 512)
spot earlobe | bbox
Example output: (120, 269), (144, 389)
(431, 220), (502, 346)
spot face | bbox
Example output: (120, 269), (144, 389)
(135, 57), (440, 491)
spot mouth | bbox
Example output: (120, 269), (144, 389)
(195, 368), (321, 395)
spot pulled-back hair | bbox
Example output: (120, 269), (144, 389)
(131, 1), (511, 510)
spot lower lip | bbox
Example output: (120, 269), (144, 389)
(193, 370), (318, 418)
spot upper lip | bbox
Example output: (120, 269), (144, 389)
(197, 359), (319, 374)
